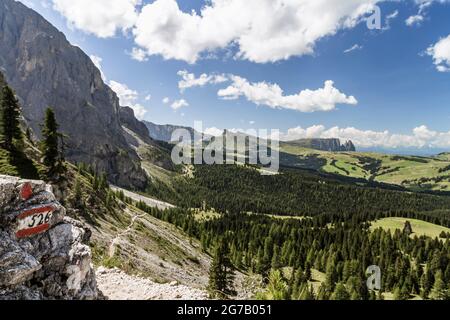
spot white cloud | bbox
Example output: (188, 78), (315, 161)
(128, 104), (148, 120)
(405, 14), (424, 26)
(277, 124), (450, 149)
(130, 47), (149, 62)
(109, 81), (138, 106)
(218, 76), (357, 112)
(426, 34), (450, 72)
(162, 97), (170, 104)
(109, 80), (147, 120)
(383, 10), (398, 30)
(89, 55), (106, 80)
(171, 99), (189, 110)
(405, 0), (450, 27)
(386, 10), (399, 20)
(344, 44), (363, 54)
(132, 0), (383, 64)
(177, 70), (228, 92)
(204, 127), (224, 137)
(145, 94), (152, 101)
(52, 0), (141, 38)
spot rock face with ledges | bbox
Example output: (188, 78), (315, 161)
(286, 138), (356, 152)
(0, 175), (98, 300)
(0, 0), (147, 189)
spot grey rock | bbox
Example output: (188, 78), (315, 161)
(144, 121), (208, 143)
(286, 138), (356, 152)
(0, 0), (147, 189)
(120, 107), (153, 145)
(0, 175), (98, 300)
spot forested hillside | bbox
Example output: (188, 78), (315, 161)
(145, 164), (450, 227)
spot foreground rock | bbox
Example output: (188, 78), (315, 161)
(96, 267), (208, 300)
(0, 175), (97, 300)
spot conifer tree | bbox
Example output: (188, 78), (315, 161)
(331, 283), (350, 300)
(430, 270), (448, 300)
(0, 86), (22, 151)
(208, 238), (236, 299)
(40, 108), (63, 178)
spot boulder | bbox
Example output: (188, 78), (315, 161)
(0, 175), (98, 300)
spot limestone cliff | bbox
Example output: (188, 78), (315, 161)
(0, 0), (147, 189)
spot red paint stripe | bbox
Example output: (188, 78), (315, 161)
(17, 205), (55, 219)
(16, 223), (50, 238)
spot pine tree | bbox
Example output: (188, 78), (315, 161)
(331, 283), (350, 300)
(403, 221), (413, 236)
(71, 177), (83, 208)
(259, 269), (288, 300)
(0, 86), (23, 151)
(298, 284), (315, 300)
(208, 238), (236, 299)
(430, 270), (448, 300)
(40, 108), (63, 178)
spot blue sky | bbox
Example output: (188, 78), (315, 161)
(19, 0), (450, 151)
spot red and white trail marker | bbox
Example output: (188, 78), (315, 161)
(15, 204), (56, 239)
(20, 182), (33, 201)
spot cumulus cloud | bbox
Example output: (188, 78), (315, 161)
(217, 76), (357, 112)
(171, 99), (189, 110)
(162, 97), (170, 104)
(109, 80), (147, 120)
(277, 124), (450, 149)
(52, 0), (141, 38)
(130, 47), (149, 62)
(132, 0), (383, 64)
(426, 34), (450, 72)
(89, 55), (106, 80)
(177, 70), (228, 92)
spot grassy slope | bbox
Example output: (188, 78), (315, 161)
(370, 217), (450, 239)
(280, 144), (450, 191)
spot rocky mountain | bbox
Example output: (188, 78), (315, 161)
(0, 0), (147, 189)
(144, 121), (208, 143)
(120, 107), (154, 146)
(285, 138), (356, 152)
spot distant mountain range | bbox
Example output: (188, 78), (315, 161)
(143, 121), (209, 143)
(283, 138), (356, 152)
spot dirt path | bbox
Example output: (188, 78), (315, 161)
(108, 209), (146, 258)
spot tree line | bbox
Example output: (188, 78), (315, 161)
(0, 75), (65, 180)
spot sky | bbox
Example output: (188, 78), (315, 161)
(17, 0), (450, 152)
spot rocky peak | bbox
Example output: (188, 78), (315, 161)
(287, 138), (356, 152)
(0, 0), (147, 189)
(0, 175), (97, 300)
(119, 107), (153, 145)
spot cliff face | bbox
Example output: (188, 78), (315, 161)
(288, 138), (356, 152)
(0, 175), (97, 300)
(0, 0), (147, 189)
